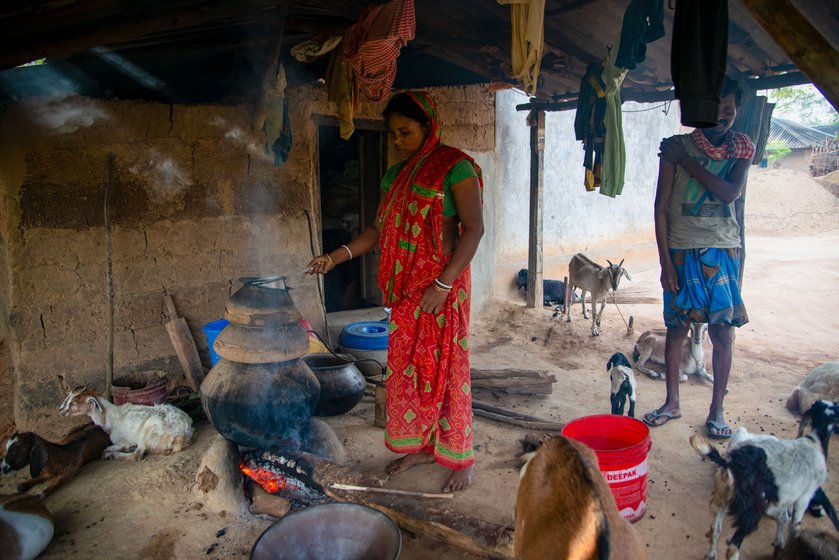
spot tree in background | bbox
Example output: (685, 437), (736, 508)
(761, 84), (839, 127)
(764, 140), (790, 163)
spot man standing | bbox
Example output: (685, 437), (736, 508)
(643, 77), (755, 439)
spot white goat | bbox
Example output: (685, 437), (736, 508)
(566, 253), (631, 336)
(690, 400), (839, 560)
(57, 376), (193, 461)
(633, 322), (711, 382)
(515, 435), (648, 560)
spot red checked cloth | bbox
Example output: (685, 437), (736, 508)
(344, 0), (415, 102)
(691, 128), (755, 161)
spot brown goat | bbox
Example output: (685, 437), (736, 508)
(514, 436), (648, 560)
(1, 425), (110, 497)
(0, 493), (54, 560)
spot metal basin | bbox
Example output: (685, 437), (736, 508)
(251, 503), (401, 560)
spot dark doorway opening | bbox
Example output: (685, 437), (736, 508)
(318, 125), (387, 312)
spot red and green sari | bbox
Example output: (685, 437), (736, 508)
(376, 92), (482, 470)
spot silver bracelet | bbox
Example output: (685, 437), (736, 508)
(341, 244), (353, 260)
(434, 278), (453, 290)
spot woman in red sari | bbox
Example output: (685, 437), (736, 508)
(308, 91), (483, 492)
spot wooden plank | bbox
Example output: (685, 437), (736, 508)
(163, 295), (205, 392)
(470, 368), (552, 380)
(474, 409), (564, 431)
(525, 109), (545, 309)
(740, 0), (839, 113)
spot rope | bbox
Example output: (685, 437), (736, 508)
(609, 292), (630, 330)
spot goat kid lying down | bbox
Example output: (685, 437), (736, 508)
(2, 424), (110, 497)
(633, 322), (711, 382)
(607, 352), (636, 418)
(57, 375), (193, 461)
(516, 268), (581, 307)
(689, 400), (839, 560)
(0, 493), (54, 560)
(515, 435), (648, 560)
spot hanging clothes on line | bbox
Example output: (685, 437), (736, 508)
(326, 43), (358, 140)
(671, 0), (728, 127)
(262, 64), (291, 166)
(615, 0), (665, 70)
(574, 61), (607, 192)
(600, 48), (629, 197)
(291, 35), (343, 63)
(497, 0), (546, 96)
(344, 0), (415, 102)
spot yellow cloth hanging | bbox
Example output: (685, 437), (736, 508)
(497, 0), (545, 96)
(325, 43), (359, 140)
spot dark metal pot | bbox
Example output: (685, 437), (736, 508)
(200, 358), (321, 449)
(301, 354), (366, 417)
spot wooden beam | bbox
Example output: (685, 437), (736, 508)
(526, 109), (545, 309)
(740, 0), (839, 112)
(0, 3), (284, 70)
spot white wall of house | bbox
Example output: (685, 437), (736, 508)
(490, 89), (682, 298)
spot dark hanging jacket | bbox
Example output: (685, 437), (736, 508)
(671, 0), (728, 127)
(615, 0), (665, 70)
(574, 62), (607, 192)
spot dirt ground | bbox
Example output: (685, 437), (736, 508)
(2, 168), (839, 559)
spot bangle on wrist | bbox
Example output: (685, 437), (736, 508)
(432, 283), (449, 293)
(324, 253), (334, 267)
(434, 278), (453, 291)
(341, 244), (353, 260)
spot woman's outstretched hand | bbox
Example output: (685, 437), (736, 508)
(307, 254), (335, 275)
(420, 285), (449, 315)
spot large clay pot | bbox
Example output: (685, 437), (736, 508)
(224, 278), (304, 327)
(200, 358), (321, 449)
(301, 354), (366, 417)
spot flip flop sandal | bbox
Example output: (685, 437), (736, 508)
(706, 420), (732, 440)
(642, 409), (681, 428)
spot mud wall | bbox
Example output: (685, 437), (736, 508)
(0, 84), (496, 434)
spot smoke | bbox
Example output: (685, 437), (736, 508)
(210, 116), (274, 162)
(128, 148), (193, 206)
(24, 94), (110, 133)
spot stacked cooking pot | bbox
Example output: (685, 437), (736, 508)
(199, 276), (347, 460)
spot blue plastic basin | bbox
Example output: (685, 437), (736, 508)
(338, 321), (389, 351)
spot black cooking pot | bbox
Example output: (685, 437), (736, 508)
(301, 354), (366, 417)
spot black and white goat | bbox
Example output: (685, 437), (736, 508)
(607, 352), (636, 418)
(689, 400), (839, 560)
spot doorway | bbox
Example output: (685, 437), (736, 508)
(318, 124), (387, 312)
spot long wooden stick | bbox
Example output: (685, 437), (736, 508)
(330, 483), (454, 500)
(473, 409), (565, 431)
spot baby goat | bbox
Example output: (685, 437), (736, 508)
(2, 425), (110, 497)
(57, 375), (193, 461)
(607, 352), (636, 418)
(0, 493), (54, 560)
(633, 322), (711, 382)
(690, 400), (839, 560)
(514, 435), (648, 560)
(567, 254), (631, 337)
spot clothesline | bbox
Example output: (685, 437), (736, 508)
(622, 100), (672, 114)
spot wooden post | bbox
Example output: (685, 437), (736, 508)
(740, 0), (839, 113)
(526, 108), (545, 309)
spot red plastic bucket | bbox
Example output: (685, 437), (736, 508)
(561, 414), (652, 523)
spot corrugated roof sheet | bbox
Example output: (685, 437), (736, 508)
(768, 117), (833, 149)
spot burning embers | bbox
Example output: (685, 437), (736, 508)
(240, 450), (330, 506)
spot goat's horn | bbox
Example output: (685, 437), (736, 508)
(619, 259), (624, 267)
(606, 259), (614, 267)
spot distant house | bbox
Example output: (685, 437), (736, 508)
(768, 117), (834, 173)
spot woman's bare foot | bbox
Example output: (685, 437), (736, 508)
(442, 465), (474, 493)
(385, 451), (435, 475)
